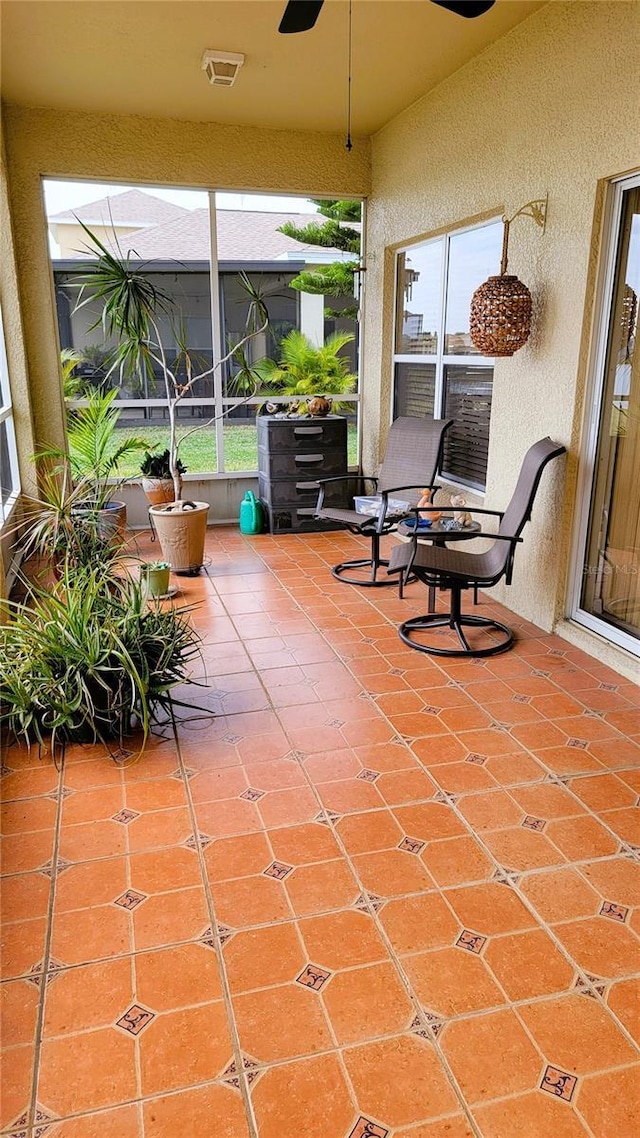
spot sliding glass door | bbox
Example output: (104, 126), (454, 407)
(573, 177), (640, 652)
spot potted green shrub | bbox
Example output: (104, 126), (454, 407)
(73, 225), (269, 574)
(140, 449), (187, 506)
(140, 559), (171, 598)
(255, 329), (356, 414)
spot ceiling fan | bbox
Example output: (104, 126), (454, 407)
(279, 1), (496, 35)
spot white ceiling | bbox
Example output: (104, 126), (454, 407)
(0, 0), (545, 136)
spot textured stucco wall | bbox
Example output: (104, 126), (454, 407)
(2, 105), (370, 458)
(363, 0), (640, 644)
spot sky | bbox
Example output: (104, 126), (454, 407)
(42, 180), (317, 216)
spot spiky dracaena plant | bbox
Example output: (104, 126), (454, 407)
(73, 223), (269, 502)
(0, 563), (202, 756)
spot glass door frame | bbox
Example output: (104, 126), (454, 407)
(568, 170), (640, 657)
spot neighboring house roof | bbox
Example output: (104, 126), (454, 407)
(49, 188), (188, 228)
(97, 209), (349, 262)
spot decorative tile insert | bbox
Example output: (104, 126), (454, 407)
(116, 1004), (155, 1036)
(223, 733), (243, 745)
(512, 693), (532, 703)
(411, 1011), (445, 1040)
(522, 816), (547, 832)
(465, 753), (487, 765)
(574, 974), (608, 999)
(540, 1065), (578, 1102)
(199, 926), (217, 949)
(492, 867), (520, 887)
(217, 923), (235, 946)
(357, 769), (380, 782)
(326, 718), (346, 729)
(567, 738), (588, 749)
(222, 1055), (260, 1089)
(422, 705), (442, 715)
(183, 832), (212, 851)
(455, 930), (487, 955)
(433, 789), (459, 805)
(113, 889), (148, 911)
(239, 788), (265, 801)
(112, 809), (140, 825)
(348, 1117), (389, 1138)
(296, 964), (331, 991)
(25, 959), (64, 988)
(315, 810), (341, 826)
(599, 682), (618, 691)
(599, 900), (628, 923)
(9, 1106), (57, 1138)
(112, 748), (134, 762)
(398, 837), (425, 855)
(355, 892), (384, 913)
(531, 669), (551, 677)
(263, 861), (293, 880)
(389, 668), (405, 676)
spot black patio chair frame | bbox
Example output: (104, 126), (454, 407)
(314, 416), (453, 587)
(387, 436), (566, 656)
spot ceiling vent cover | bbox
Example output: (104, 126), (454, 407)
(201, 51), (245, 87)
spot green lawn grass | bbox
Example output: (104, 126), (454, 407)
(113, 422), (358, 475)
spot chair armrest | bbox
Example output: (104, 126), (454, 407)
(316, 474), (376, 511)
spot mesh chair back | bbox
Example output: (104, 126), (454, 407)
(476, 436), (565, 580)
(377, 417), (452, 504)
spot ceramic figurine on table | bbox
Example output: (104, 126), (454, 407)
(417, 488), (442, 524)
(450, 494), (473, 528)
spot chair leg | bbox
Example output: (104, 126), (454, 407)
(332, 531), (395, 587)
(397, 582), (514, 657)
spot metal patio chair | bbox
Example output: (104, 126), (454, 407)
(315, 416), (453, 586)
(387, 436), (566, 656)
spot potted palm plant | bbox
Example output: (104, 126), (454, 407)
(255, 329), (356, 414)
(36, 384), (147, 543)
(73, 225), (269, 574)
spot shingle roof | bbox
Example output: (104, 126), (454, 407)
(49, 188), (187, 227)
(107, 209), (346, 262)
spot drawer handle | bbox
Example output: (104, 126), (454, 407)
(293, 426), (323, 436)
(296, 482), (319, 492)
(295, 454), (323, 464)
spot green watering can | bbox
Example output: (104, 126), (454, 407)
(239, 490), (264, 535)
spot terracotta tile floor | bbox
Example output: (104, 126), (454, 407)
(2, 526), (640, 1137)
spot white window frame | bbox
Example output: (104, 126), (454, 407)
(567, 170), (640, 657)
(49, 181), (363, 478)
(392, 216), (501, 493)
(0, 307), (21, 527)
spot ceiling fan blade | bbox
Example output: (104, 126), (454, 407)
(431, 1), (496, 17)
(278, 1), (325, 34)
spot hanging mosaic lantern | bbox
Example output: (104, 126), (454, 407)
(470, 273), (532, 357)
(470, 198), (546, 358)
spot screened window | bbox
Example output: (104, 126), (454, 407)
(393, 219), (502, 490)
(45, 182), (361, 475)
(0, 309), (20, 526)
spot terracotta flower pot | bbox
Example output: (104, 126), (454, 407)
(148, 500), (209, 575)
(142, 477), (181, 506)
